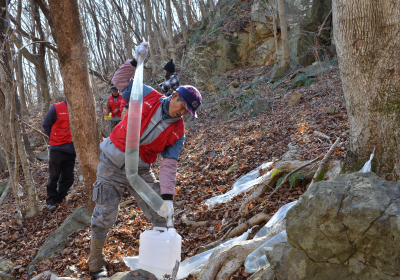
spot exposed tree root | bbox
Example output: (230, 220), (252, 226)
(182, 215), (208, 227)
(226, 212), (271, 239)
(197, 234), (272, 280)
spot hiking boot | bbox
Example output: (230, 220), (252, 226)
(91, 267), (108, 279)
(46, 205), (57, 211)
(88, 238), (108, 278)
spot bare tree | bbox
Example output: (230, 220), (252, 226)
(166, 0), (176, 61)
(144, 0), (157, 77)
(47, 0), (101, 211)
(277, 0), (289, 67)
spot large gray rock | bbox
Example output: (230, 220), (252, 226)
(249, 98), (273, 115)
(35, 150), (49, 161)
(105, 270), (154, 280)
(29, 206), (91, 267)
(0, 259), (15, 280)
(269, 172), (400, 279)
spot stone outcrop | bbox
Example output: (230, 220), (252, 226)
(29, 206), (91, 267)
(267, 172), (400, 279)
(181, 0), (333, 82)
(0, 259), (15, 280)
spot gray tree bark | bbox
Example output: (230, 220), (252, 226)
(48, 0), (101, 212)
(333, 0), (400, 177)
(166, 0), (176, 61)
(277, 0), (289, 67)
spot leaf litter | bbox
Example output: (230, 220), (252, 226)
(0, 65), (348, 279)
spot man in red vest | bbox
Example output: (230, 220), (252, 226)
(42, 95), (76, 212)
(88, 43), (202, 278)
(105, 86), (123, 129)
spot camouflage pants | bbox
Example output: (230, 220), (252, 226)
(91, 152), (167, 239)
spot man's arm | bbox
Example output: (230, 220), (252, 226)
(42, 105), (57, 137)
(112, 59), (137, 92)
(159, 135), (185, 199)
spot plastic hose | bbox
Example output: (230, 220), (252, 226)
(125, 47), (173, 227)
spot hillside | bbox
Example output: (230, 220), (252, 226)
(0, 63), (348, 279)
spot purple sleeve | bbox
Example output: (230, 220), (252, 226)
(112, 60), (136, 92)
(42, 105), (56, 137)
(159, 158), (178, 196)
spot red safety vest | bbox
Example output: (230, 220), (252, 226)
(109, 94), (123, 117)
(109, 90), (185, 164)
(49, 101), (73, 146)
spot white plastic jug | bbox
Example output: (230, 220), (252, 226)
(138, 227), (182, 279)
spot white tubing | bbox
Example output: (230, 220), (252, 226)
(125, 46), (173, 227)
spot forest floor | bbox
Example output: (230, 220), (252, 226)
(0, 64), (348, 279)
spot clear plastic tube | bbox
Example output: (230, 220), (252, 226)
(244, 230), (287, 273)
(125, 48), (173, 227)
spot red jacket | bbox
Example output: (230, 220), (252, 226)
(50, 101), (73, 146)
(108, 94), (123, 117)
(109, 90), (185, 164)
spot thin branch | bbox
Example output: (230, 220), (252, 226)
(20, 119), (49, 139)
(308, 137), (341, 188)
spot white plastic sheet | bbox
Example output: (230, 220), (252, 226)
(244, 231), (287, 273)
(244, 201), (297, 273)
(254, 201), (297, 238)
(360, 148), (375, 173)
(205, 162), (273, 206)
(176, 226), (257, 279)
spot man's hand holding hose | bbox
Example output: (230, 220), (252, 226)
(157, 200), (174, 219)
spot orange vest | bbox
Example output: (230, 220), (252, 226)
(49, 101), (73, 146)
(109, 90), (185, 164)
(109, 94), (123, 117)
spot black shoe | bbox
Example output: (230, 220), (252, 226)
(92, 267), (108, 279)
(46, 205), (57, 211)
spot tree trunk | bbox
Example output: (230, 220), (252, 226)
(333, 0), (400, 177)
(166, 0), (176, 61)
(185, 0), (193, 27)
(277, 0), (289, 67)
(144, 0), (157, 78)
(16, 0), (27, 114)
(32, 1), (51, 114)
(151, 10), (166, 62)
(171, 0), (189, 46)
(46, 21), (60, 100)
(48, 0), (101, 212)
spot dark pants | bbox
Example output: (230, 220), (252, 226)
(46, 149), (76, 205)
(110, 120), (121, 130)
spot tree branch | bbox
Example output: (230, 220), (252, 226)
(308, 137), (341, 188)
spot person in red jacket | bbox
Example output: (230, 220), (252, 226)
(88, 43), (202, 278)
(105, 86), (123, 129)
(42, 95), (76, 211)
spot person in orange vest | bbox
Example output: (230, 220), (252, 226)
(42, 94), (76, 211)
(105, 86), (123, 129)
(88, 42), (202, 278)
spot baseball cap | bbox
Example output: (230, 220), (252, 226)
(176, 86), (202, 118)
(111, 86), (118, 92)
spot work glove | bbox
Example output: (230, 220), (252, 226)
(157, 200), (174, 219)
(135, 42), (149, 63)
